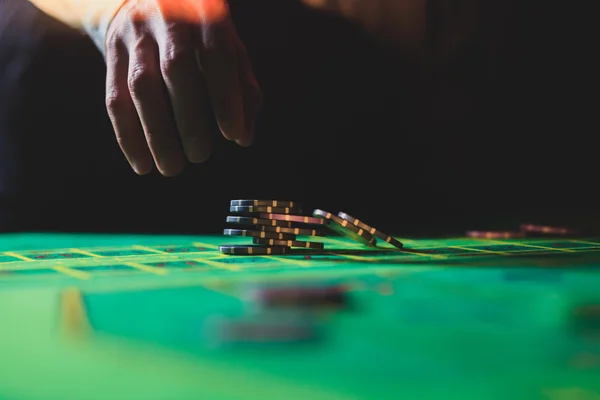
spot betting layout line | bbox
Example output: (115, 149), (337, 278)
(447, 245), (509, 255)
(122, 262), (169, 276)
(453, 239), (600, 253)
(193, 258), (241, 271)
(477, 238), (600, 253)
(2, 252), (34, 262)
(69, 248), (104, 258)
(0, 244), (214, 263)
(192, 241), (220, 250)
(131, 245), (168, 254)
(0, 250), (233, 270)
(5, 239), (600, 281)
(319, 236), (449, 261)
(53, 265), (91, 280)
(261, 255), (313, 267)
(569, 239), (600, 246)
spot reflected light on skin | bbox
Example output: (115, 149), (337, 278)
(154, 0), (229, 24)
(30, 0), (425, 51)
(28, 0), (229, 30)
(197, 0), (228, 23)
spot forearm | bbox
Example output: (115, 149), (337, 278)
(27, 0), (126, 55)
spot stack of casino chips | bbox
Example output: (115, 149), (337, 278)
(219, 200), (404, 255)
(220, 200), (329, 255)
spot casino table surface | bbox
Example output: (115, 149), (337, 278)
(1, 232), (600, 400)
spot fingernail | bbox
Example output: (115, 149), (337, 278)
(157, 149), (184, 177)
(236, 137), (253, 147)
(130, 159), (151, 175)
(220, 118), (244, 141)
(130, 160), (141, 174)
(185, 136), (211, 163)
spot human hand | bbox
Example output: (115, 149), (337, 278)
(104, 0), (262, 176)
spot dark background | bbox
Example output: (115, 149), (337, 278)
(0, 0), (598, 235)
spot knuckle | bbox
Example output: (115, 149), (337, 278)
(105, 91), (124, 114)
(164, 21), (187, 39)
(202, 25), (236, 55)
(131, 35), (154, 56)
(127, 64), (153, 94)
(203, 35), (232, 56)
(199, 0), (230, 23)
(160, 46), (188, 77)
(128, 8), (149, 36)
(159, 22), (191, 76)
(105, 33), (121, 55)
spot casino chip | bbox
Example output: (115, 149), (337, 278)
(223, 228), (297, 241)
(221, 199), (408, 255)
(221, 200), (328, 255)
(218, 245), (289, 255)
(259, 213), (327, 225)
(258, 225), (328, 237)
(226, 216), (293, 228)
(253, 238), (325, 250)
(337, 211), (403, 249)
(312, 209), (376, 247)
(231, 200), (300, 208)
(230, 205), (302, 214)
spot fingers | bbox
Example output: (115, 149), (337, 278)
(159, 25), (213, 163)
(128, 39), (185, 177)
(105, 42), (153, 175)
(104, 0), (261, 177)
(234, 39), (263, 147)
(196, 15), (245, 142)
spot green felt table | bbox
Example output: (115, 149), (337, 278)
(1, 232), (600, 400)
